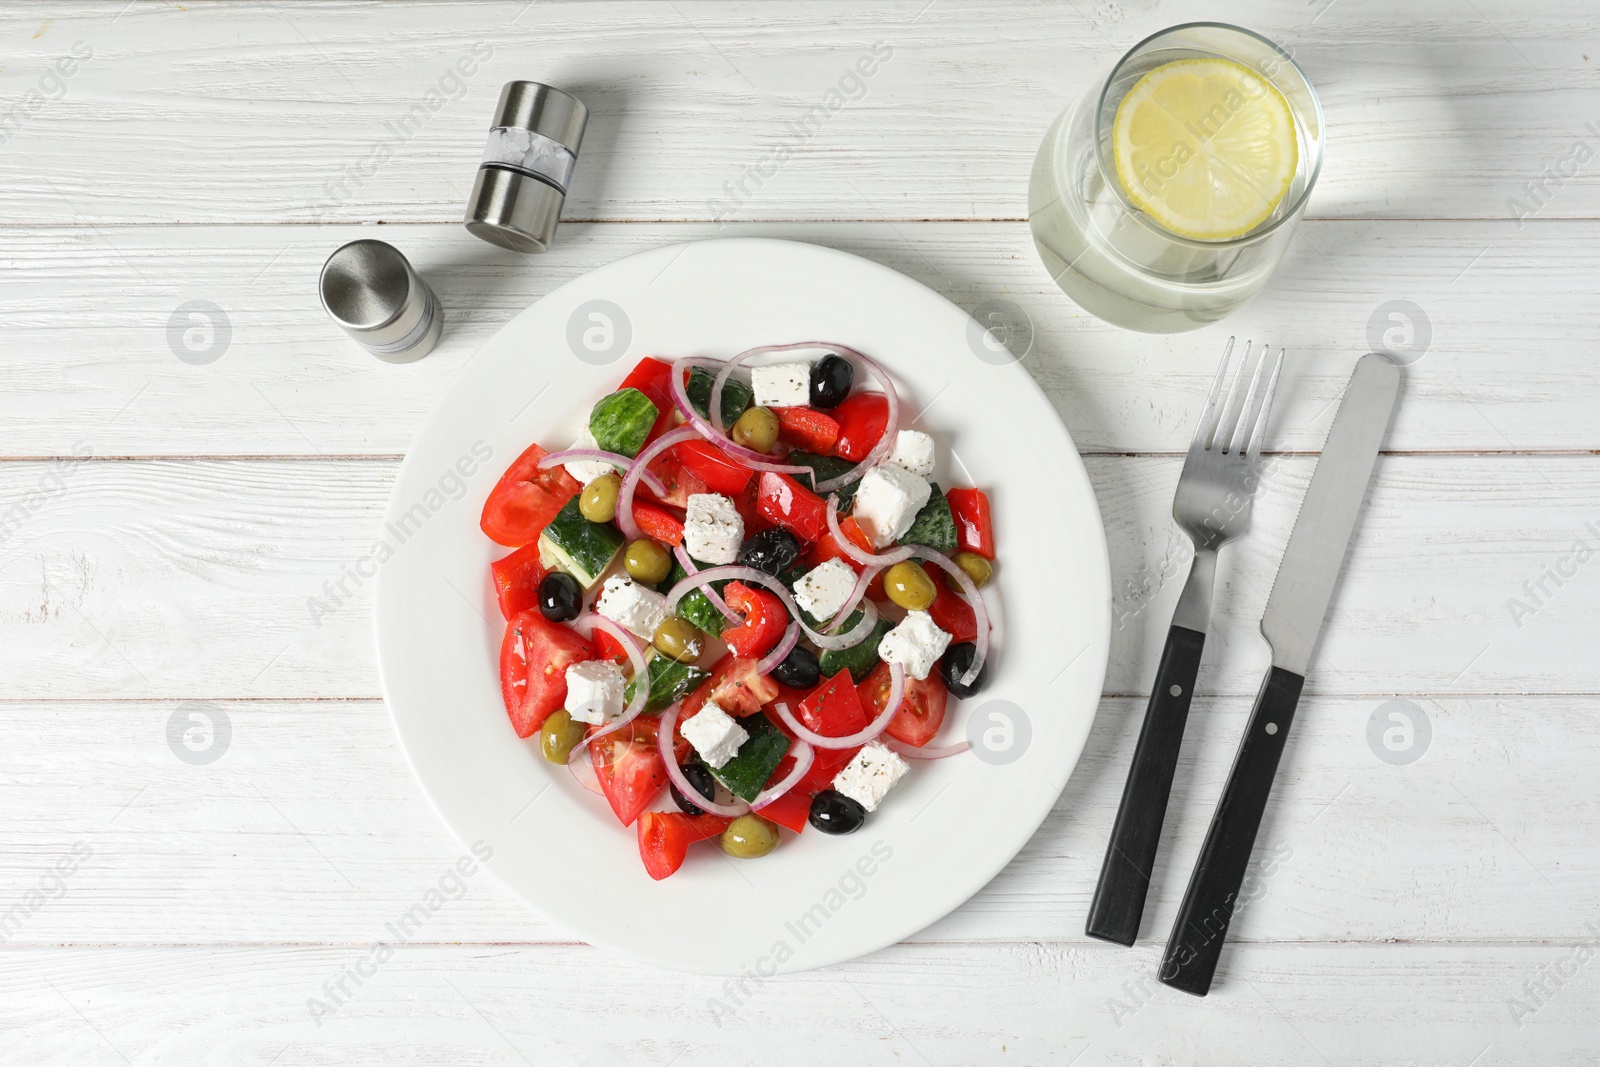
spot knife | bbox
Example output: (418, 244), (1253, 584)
(1158, 353), (1402, 997)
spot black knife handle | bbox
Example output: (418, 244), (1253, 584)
(1159, 666), (1306, 996)
(1085, 625), (1206, 946)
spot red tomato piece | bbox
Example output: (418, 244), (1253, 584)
(674, 440), (755, 495)
(632, 501), (685, 546)
(859, 660), (948, 747)
(732, 477), (774, 536)
(499, 610), (595, 738)
(642, 448), (708, 508)
(798, 670), (870, 738)
(481, 443), (582, 548)
(925, 567), (978, 643)
(489, 543), (546, 620)
(797, 742), (860, 794)
(775, 407), (840, 454)
(831, 393), (890, 462)
(618, 357), (677, 443)
(593, 627), (632, 666)
(946, 487), (995, 560)
(755, 471), (830, 543)
(721, 581), (788, 660)
(636, 810), (733, 880)
(757, 787), (811, 834)
(683, 655), (779, 718)
(806, 517), (884, 600)
(591, 718), (671, 827)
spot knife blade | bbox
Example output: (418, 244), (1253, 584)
(1158, 353), (1401, 997)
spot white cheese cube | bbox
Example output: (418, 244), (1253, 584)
(683, 492), (744, 565)
(563, 659), (626, 725)
(887, 430), (936, 479)
(792, 557), (858, 621)
(877, 610), (952, 681)
(831, 741), (910, 812)
(851, 463), (932, 548)
(680, 699), (749, 769)
(595, 575), (668, 640)
(750, 361), (812, 408)
(563, 426), (616, 485)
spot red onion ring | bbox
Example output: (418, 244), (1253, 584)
(882, 737), (970, 760)
(907, 548), (989, 688)
(657, 702), (751, 818)
(668, 357), (812, 476)
(672, 545), (740, 623)
(826, 562), (886, 634)
(665, 565), (879, 651)
(757, 621), (800, 674)
(709, 345), (771, 437)
(751, 739), (814, 811)
(770, 662), (904, 749)
(615, 425), (699, 542)
(538, 449), (667, 497)
(825, 495), (914, 567)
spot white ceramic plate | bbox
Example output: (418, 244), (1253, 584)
(374, 238), (1109, 975)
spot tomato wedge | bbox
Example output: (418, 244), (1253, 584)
(500, 610), (595, 737)
(859, 660), (947, 747)
(481, 443), (583, 548)
(797, 742), (859, 794)
(636, 810), (733, 880)
(775, 407), (840, 454)
(618, 356), (677, 444)
(674, 439), (755, 495)
(797, 670), (869, 738)
(755, 471), (830, 543)
(643, 447), (708, 508)
(946, 487), (995, 559)
(591, 718), (671, 827)
(489, 543), (546, 620)
(632, 501), (685, 546)
(683, 655), (779, 718)
(925, 566), (978, 643)
(831, 393), (890, 462)
(720, 581), (788, 660)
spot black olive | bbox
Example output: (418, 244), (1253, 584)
(671, 761), (718, 815)
(939, 642), (987, 698)
(809, 354), (854, 409)
(737, 527), (800, 577)
(537, 572), (583, 623)
(770, 645), (821, 690)
(809, 790), (866, 834)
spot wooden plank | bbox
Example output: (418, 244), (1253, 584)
(0, 1), (1596, 223)
(0, 219), (1592, 457)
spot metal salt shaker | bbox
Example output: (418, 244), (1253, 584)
(318, 240), (443, 362)
(464, 81), (588, 254)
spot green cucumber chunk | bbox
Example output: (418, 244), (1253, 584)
(787, 451), (859, 510)
(817, 616), (893, 683)
(667, 556), (729, 638)
(589, 387), (659, 458)
(624, 651), (710, 714)
(709, 713), (791, 802)
(685, 365), (753, 428)
(898, 481), (957, 553)
(538, 496), (624, 589)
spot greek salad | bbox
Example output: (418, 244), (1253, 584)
(481, 343), (997, 880)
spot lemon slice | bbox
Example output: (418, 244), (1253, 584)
(1112, 58), (1298, 241)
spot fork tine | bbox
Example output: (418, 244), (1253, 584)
(1227, 345), (1270, 455)
(1210, 340), (1253, 450)
(1245, 347), (1285, 457)
(1196, 337), (1236, 449)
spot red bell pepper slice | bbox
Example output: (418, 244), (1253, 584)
(674, 439), (756, 495)
(632, 501), (685, 546)
(946, 487), (995, 559)
(755, 471), (829, 543)
(830, 393), (890, 462)
(775, 406), (840, 454)
(720, 581), (788, 660)
(926, 567), (977, 643)
(618, 356), (677, 443)
(489, 543), (547, 620)
(756, 785), (811, 834)
(797, 670), (869, 738)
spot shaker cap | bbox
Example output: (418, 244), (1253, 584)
(318, 239), (441, 362)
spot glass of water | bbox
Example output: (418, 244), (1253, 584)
(1028, 23), (1323, 333)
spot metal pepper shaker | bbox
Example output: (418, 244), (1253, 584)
(318, 240), (443, 362)
(464, 81), (588, 254)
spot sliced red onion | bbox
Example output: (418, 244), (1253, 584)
(672, 544), (739, 623)
(665, 565), (879, 651)
(827, 562), (886, 635)
(658, 702), (751, 818)
(825, 494), (914, 567)
(668, 357), (811, 476)
(908, 548), (989, 688)
(757, 621), (800, 674)
(751, 739), (814, 811)
(883, 737), (970, 760)
(615, 425), (699, 542)
(771, 662), (904, 749)
(539, 449), (667, 497)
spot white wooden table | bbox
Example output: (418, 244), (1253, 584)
(3, 1), (1597, 1061)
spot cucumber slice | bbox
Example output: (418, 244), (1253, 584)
(624, 651), (710, 713)
(538, 497), (624, 589)
(685, 366), (753, 427)
(898, 482), (957, 553)
(667, 556), (729, 638)
(709, 713), (791, 802)
(787, 451), (859, 510)
(589, 388), (659, 458)
(818, 616), (892, 683)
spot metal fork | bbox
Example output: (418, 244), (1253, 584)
(1086, 338), (1285, 947)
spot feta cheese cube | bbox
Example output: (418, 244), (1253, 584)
(877, 610), (952, 681)
(563, 659), (626, 725)
(750, 360), (812, 408)
(831, 741), (910, 812)
(595, 575), (668, 640)
(680, 699), (748, 769)
(851, 463), (932, 548)
(792, 557), (858, 621)
(683, 492), (744, 565)
(887, 430), (936, 479)
(563, 425), (616, 485)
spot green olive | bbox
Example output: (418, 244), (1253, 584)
(652, 616), (705, 663)
(731, 406), (780, 453)
(720, 813), (780, 858)
(952, 551), (993, 590)
(624, 538), (672, 584)
(883, 560), (937, 611)
(579, 473), (621, 523)
(539, 710), (587, 764)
